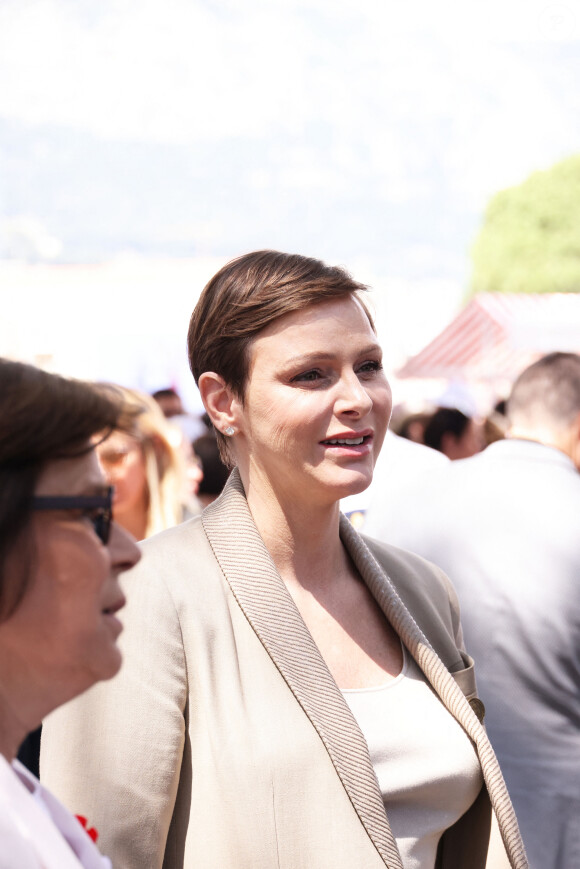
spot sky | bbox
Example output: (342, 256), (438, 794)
(1, 0), (579, 403)
(2, 1), (578, 182)
(2, 1), (580, 249)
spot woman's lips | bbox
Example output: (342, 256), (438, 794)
(319, 434), (373, 455)
(102, 595), (126, 635)
(102, 595), (125, 616)
(102, 600), (125, 638)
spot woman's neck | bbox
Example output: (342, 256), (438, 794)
(244, 475), (346, 592)
(0, 638), (64, 762)
(0, 677), (37, 762)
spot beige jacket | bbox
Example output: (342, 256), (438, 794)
(41, 470), (527, 869)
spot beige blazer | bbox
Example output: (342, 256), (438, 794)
(41, 470), (527, 869)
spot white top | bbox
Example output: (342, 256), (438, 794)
(343, 646), (483, 869)
(0, 754), (111, 869)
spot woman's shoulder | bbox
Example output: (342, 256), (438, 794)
(361, 533), (457, 600)
(140, 513), (207, 553)
(127, 515), (213, 581)
(119, 513), (233, 619)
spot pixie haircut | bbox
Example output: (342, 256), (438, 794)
(187, 250), (372, 464)
(0, 359), (136, 621)
(507, 352), (580, 432)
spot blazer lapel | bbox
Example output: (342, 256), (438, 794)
(340, 516), (528, 869)
(202, 470), (403, 869)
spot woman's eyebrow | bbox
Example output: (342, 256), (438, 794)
(284, 344), (382, 367)
(284, 352), (336, 366)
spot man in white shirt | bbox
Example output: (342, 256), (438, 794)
(363, 353), (580, 869)
(342, 429), (449, 527)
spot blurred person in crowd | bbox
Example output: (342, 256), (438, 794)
(365, 352), (580, 869)
(423, 407), (483, 459)
(483, 400), (508, 447)
(41, 251), (526, 869)
(393, 410), (432, 443)
(153, 388), (209, 443)
(152, 387), (184, 418)
(184, 443), (204, 502)
(192, 433), (230, 507)
(0, 358), (140, 869)
(97, 388), (185, 540)
(178, 436), (204, 519)
(341, 406), (449, 527)
(348, 429), (450, 530)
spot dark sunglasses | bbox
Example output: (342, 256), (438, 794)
(31, 486), (114, 544)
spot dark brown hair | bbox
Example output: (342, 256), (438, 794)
(187, 250), (372, 464)
(423, 408), (471, 453)
(0, 359), (135, 621)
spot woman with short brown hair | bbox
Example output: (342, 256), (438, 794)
(42, 251), (527, 869)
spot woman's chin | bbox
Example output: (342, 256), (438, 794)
(90, 643), (123, 686)
(327, 468), (373, 500)
(103, 647), (123, 681)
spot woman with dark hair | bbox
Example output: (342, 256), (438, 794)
(0, 359), (140, 868)
(423, 407), (483, 460)
(42, 252), (527, 869)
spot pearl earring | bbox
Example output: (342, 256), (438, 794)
(224, 425), (235, 436)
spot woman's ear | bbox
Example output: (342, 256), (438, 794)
(198, 372), (239, 435)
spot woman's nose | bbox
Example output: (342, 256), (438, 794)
(335, 372), (373, 416)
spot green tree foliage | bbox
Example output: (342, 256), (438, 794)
(470, 153), (580, 294)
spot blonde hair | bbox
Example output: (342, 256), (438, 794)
(115, 387), (185, 538)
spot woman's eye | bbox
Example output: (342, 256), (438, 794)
(80, 509), (107, 542)
(291, 369), (322, 383)
(358, 360), (382, 374)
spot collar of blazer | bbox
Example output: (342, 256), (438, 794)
(202, 469), (527, 869)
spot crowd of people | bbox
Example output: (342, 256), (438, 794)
(1, 248), (578, 869)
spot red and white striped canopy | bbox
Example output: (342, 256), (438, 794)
(397, 293), (580, 382)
